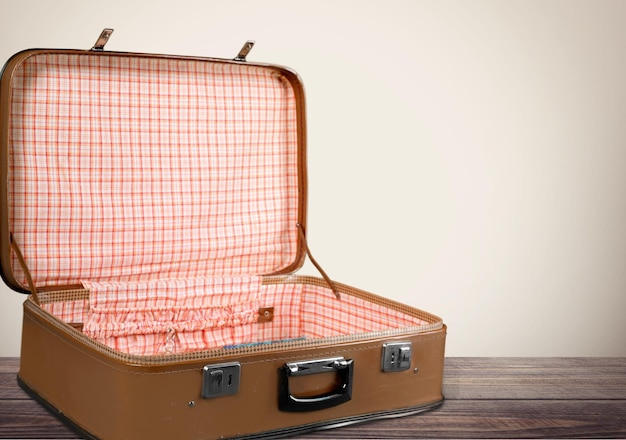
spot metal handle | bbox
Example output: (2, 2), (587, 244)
(278, 357), (354, 412)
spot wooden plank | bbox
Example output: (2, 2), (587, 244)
(0, 357), (19, 373)
(0, 358), (28, 400)
(1, 358), (625, 439)
(2, 398), (626, 439)
(443, 357), (626, 399)
(0, 400), (81, 439)
(0, 372), (27, 399)
(0, 357), (22, 399)
(297, 400), (626, 439)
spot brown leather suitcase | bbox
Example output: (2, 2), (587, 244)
(0, 29), (446, 439)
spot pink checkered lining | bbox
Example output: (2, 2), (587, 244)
(82, 276), (262, 355)
(301, 284), (427, 338)
(257, 282), (305, 343)
(8, 53), (300, 287)
(11, 52), (433, 357)
(42, 298), (88, 325)
(41, 277), (431, 356)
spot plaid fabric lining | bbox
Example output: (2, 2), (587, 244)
(49, 277), (430, 356)
(257, 282), (304, 342)
(42, 299), (88, 325)
(82, 276), (262, 356)
(301, 284), (429, 338)
(8, 53), (300, 287)
(10, 53), (430, 356)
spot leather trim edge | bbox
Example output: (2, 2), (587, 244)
(237, 399), (445, 439)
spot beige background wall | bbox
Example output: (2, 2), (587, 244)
(1, 0), (625, 357)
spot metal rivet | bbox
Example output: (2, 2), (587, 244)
(413, 368), (419, 374)
(188, 401), (195, 408)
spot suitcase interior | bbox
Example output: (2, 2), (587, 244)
(37, 275), (440, 357)
(1, 47), (443, 358)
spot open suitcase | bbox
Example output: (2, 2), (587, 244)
(0, 29), (446, 439)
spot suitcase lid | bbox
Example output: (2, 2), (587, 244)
(0, 32), (307, 294)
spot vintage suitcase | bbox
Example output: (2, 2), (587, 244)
(0, 29), (446, 439)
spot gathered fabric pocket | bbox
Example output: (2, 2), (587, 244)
(82, 276), (262, 356)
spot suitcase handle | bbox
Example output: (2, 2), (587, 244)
(278, 357), (354, 412)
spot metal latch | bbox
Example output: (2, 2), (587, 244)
(91, 28), (114, 51)
(381, 342), (412, 372)
(202, 362), (241, 398)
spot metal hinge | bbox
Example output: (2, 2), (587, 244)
(234, 40), (255, 61)
(91, 28), (114, 51)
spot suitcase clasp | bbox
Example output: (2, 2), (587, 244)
(381, 342), (412, 372)
(202, 362), (241, 399)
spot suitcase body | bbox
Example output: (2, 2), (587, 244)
(1, 31), (446, 439)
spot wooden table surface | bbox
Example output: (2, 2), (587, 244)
(1, 357), (625, 438)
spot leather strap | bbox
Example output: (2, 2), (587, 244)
(10, 233), (39, 304)
(296, 223), (340, 300)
